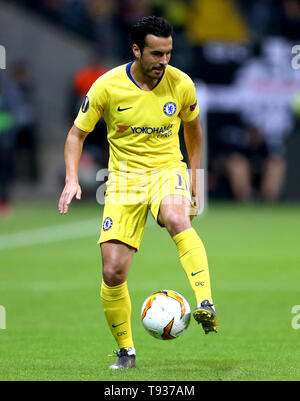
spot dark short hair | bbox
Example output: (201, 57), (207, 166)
(130, 16), (173, 53)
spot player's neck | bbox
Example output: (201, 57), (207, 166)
(130, 61), (159, 91)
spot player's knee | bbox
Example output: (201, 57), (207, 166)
(102, 259), (127, 286)
(164, 210), (190, 237)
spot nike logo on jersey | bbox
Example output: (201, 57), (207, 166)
(112, 321), (126, 328)
(118, 106), (133, 112)
(191, 270), (205, 276)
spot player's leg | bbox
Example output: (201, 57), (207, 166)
(100, 240), (136, 369)
(157, 194), (217, 334)
(158, 194), (213, 303)
(98, 201), (148, 368)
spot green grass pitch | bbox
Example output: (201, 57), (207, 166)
(0, 202), (299, 381)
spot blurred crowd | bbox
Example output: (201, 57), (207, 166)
(0, 62), (37, 216)
(10, 0), (300, 38)
(10, 0), (300, 62)
(1, 0), (300, 215)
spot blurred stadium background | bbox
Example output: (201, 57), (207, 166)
(1, 0), (300, 381)
(1, 0), (300, 208)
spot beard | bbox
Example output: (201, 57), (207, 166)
(140, 57), (165, 80)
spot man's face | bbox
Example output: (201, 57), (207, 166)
(135, 34), (173, 80)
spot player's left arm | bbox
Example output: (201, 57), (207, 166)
(183, 115), (203, 212)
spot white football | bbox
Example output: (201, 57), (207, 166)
(141, 290), (191, 340)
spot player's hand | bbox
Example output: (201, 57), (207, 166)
(58, 181), (82, 215)
(191, 183), (200, 220)
(193, 191), (201, 213)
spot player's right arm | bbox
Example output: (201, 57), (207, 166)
(59, 75), (107, 214)
(58, 125), (89, 215)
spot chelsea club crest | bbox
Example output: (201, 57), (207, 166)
(103, 217), (113, 231)
(163, 102), (177, 116)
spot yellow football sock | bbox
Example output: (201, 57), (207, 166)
(101, 280), (134, 350)
(173, 228), (213, 304)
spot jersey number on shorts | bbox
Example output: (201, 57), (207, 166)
(175, 174), (188, 191)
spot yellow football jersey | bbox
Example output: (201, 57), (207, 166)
(74, 61), (199, 172)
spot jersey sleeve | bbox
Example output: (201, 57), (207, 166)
(179, 75), (199, 122)
(74, 78), (108, 133)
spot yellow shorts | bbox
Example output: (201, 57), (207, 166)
(98, 165), (195, 250)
